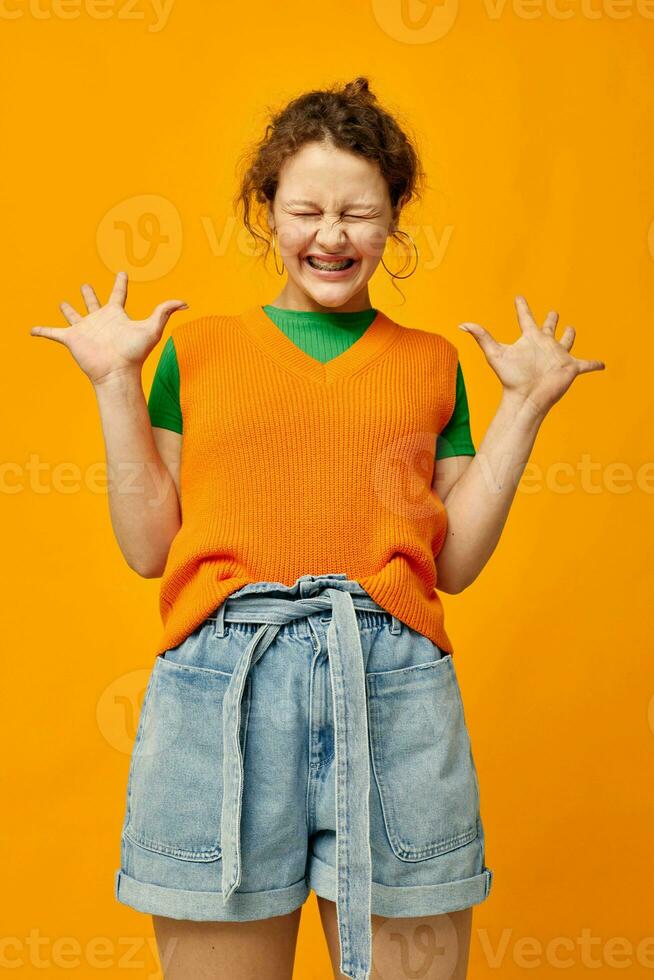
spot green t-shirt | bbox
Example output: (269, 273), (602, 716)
(147, 305), (476, 460)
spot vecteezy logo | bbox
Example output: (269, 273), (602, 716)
(96, 193), (183, 282)
(97, 668), (153, 755)
(371, 0), (459, 43)
(374, 912), (461, 980)
(371, 430), (443, 522)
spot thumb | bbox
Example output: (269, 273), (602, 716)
(150, 299), (190, 329)
(30, 325), (71, 346)
(458, 321), (501, 359)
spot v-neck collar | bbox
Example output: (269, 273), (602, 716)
(235, 304), (403, 384)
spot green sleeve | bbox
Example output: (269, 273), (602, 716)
(436, 359), (475, 459)
(147, 335), (183, 434)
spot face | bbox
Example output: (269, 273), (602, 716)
(266, 140), (398, 312)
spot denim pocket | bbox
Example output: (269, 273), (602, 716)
(366, 654), (480, 861)
(122, 655), (251, 862)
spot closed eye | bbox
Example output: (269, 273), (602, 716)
(293, 212), (374, 219)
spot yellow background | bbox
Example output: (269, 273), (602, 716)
(3, 0), (653, 976)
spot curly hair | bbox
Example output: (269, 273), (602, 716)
(233, 76), (426, 286)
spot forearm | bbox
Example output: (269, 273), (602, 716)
(436, 390), (545, 591)
(93, 369), (181, 576)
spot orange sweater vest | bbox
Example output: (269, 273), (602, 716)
(154, 305), (459, 658)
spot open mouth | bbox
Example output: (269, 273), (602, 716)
(305, 255), (357, 272)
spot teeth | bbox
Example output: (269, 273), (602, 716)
(307, 256), (354, 271)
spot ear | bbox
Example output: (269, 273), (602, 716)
(266, 204), (275, 231)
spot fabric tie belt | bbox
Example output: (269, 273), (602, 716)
(215, 573), (391, 980)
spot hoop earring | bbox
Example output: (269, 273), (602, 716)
(271, 230), (285, 276)
(381, 230), (418, 279)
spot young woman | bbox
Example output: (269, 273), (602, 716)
(31, 78), (604, 980)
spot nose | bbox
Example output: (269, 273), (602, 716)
(313, 217), (349, 252)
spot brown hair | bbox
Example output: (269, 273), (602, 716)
(233, 77), (426, 285)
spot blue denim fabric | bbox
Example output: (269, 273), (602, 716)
(115, 573), (493, 980)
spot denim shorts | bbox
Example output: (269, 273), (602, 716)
(114, 573), (493, 980)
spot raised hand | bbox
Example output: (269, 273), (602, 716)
(30, 271), (189, 386)
(458, 296), (606, 417)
